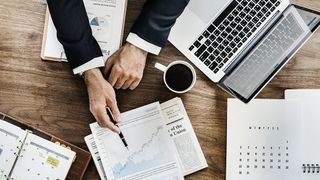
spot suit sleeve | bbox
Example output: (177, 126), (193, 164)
(47, 0), (103, 70)
(130, 0), (189, 48)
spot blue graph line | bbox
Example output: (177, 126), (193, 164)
(113, 126), (164, 175)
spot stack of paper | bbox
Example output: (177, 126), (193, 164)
(85, 98), (208, 180)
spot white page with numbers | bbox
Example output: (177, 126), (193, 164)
(0, 119), (27, 179)
(226, 99), (304, 180)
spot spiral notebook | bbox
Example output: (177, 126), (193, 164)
(0, 115), (76, 179)
(227, 96), (320, 180)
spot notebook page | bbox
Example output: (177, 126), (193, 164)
(226, 99), (303, 180)
(0, 119), (27, 179)
(285, 89), (320, 179)
(10, 133), (75, 179)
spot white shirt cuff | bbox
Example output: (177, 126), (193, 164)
(126, 33), (161, 55)
(73, 56), (105, 75)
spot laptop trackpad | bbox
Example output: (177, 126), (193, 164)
(188, 0), (230, 23)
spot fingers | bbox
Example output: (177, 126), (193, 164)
(107, 99), (122, 123)
(115, 75), (142, 90)
(103, 51), (118, 77)
(108, 68), (119, 87)
(105, 43), (147, 90)
(122, 79), (135, 89)
(90, 103), (120, 134)
(129, 79), (141, 90)
(103, 59), (113, 77)
(114, 75), (126, 89)
(109, 67), (142, 90)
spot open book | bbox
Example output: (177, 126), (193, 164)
(85, 97), (208, 179)
(0, 118), (76, 179)
(41, 0), (127, 62)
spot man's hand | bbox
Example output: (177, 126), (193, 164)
(103, 43), (148, 90)
(84, 68), (121, 133)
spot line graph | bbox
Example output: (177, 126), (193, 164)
(92, 102), (182, 179)
(112, 126), (163, 176)
(104, 119), (174, 179)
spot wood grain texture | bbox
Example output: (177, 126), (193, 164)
(1, 0), (320, 179)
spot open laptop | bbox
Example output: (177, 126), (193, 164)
(169, 0), (320, 103)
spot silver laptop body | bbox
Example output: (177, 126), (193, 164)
(169, 0), (320, 103)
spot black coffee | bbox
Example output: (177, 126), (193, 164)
(165, 64), (194, 92)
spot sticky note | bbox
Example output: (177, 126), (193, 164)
(46, 156), (60, 167)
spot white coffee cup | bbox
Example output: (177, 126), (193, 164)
(154, 61), (196, 93)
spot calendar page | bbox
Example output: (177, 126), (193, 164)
(0, 119), (27, 179)
(10, 133), (76, 180)
(226, 99), (303, 180)
(286, 89), (320, 179)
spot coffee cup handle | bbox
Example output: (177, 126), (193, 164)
(154, 63), (167, 72)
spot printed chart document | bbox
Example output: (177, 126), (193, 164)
(161, 97), (208, 175)
(41, 0), (127, 61)
(90, 102), (184, 180)
(86, 98), (207, 179)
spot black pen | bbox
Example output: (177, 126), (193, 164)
(106, 107), (129, 150)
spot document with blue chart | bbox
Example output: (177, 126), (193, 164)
(41, 0), (127, 61)
(226, 99), (304, 180)
(90, 102), (184, 180)
(86, 98), (207, 179)
(85, 0), (126, 58)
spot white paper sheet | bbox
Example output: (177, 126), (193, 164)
(10, 133), (75, 180)
(90, 102), (184, 180)
(227, 99), (303, 180)
(43, 0), (126, 61)
(161, 97), (207, 175)
(0, 119), (27, 179)
(285, 89), (320, 179)
(84, 134), (107, 180)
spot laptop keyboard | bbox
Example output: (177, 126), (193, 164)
(189, 0), (281, 74)
(224, 12), (306, 98)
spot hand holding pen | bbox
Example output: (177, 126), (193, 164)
(106, 107), (129, 150)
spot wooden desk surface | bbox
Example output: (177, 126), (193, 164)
(1, 0), (320, 179)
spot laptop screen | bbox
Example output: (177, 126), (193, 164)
(219, 5), (320, 103)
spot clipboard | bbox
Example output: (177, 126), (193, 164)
(41, 0), (128, 62)
(40, 8), (67, 62)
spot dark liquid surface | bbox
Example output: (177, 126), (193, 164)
(165, 64), (193, 92)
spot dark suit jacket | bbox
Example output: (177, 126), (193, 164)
(47, 0), (189, 70)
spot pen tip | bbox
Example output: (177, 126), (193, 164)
(126, 147), (129, 151)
